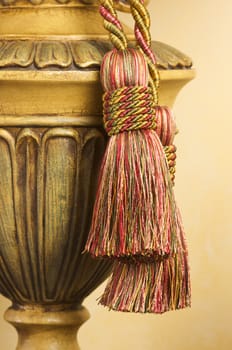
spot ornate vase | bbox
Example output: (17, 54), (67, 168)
(0, 0), (195, 349)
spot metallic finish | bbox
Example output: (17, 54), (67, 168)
(0, 127), (110, 304)
(0, 40), (193, 69)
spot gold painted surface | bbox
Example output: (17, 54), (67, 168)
(0, 69), (195, 116)
(70, 41), (105, 68)
(0, 0), (98, 6)
(0, 126), (110, 304)
(35, 41), (72, 68)
(0, 40), (193, 69)
(153, 41), (192, 69)
(5, 305), (90, 350)
(0, 7), (134, 38)
(0, 0), (95, 6)
(0, 41), (35, 67)
(0, 115), (103, 127)
(0, 7), (108, 37)
(0, 0), (146, 9)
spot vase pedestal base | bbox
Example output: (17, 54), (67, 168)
(4, 304), (90, 350)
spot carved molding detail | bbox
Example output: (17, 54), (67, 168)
(0, 0), (137, 8)
(0, 126), (110, 305)
(0, 0), (97, 6)
(0, 40), (193, 70)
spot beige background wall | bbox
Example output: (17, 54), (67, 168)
(1, 0), (232, 349)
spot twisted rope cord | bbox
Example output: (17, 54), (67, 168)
(99, 0), (159, 103)
(128, 0), (160, 103)
(99, 0), (127, 50)
(103, 86), (156, 135)
(129, 0), (153, 60)
(128, 0), (179, 184)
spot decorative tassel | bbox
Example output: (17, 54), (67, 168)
(85, 48), (179, 260)
(99, 107), (191, 313)
(100, 206), (191, 314)
(84, 0), (191, 314)
(156, 106), (177, 184)
(100, 251), (190, 314)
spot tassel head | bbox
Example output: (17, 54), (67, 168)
(101, 48), (149, 91)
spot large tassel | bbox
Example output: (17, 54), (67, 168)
(99, 107), (191, 313)
(85, 48), (179, 260)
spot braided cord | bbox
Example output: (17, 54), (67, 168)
(99, 0), (127, 50)
(128, 0), (160, 104)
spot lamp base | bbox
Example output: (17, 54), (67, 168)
(4, 304), (90, 350)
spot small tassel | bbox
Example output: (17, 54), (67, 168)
(155, 106), (176, 146)
(156, 106), (177, 184)
(99, 237), (191, 314)
(99, 106), (191, 313)
(85, 48), (179, 260)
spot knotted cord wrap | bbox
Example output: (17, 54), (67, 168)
(103, 86), (156, 135)
(85, 0), (191, 313)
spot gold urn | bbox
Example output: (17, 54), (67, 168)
(0, 0), (194, 349)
